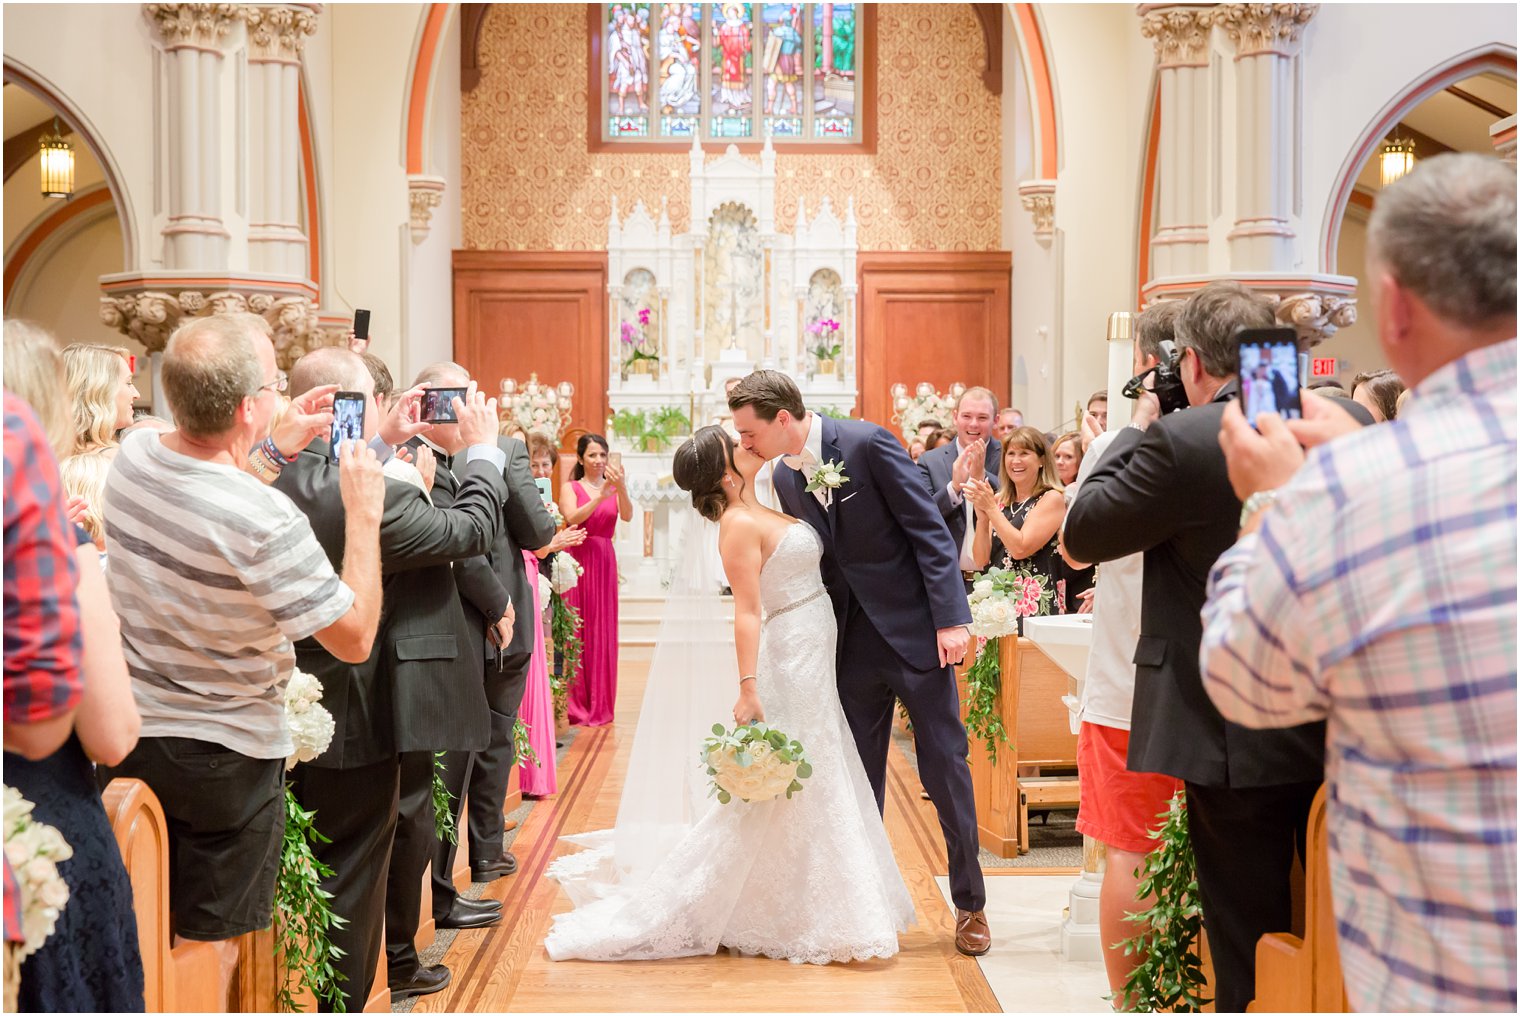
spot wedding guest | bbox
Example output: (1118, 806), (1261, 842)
(908, 437), (927, 462)
(924, 428), (953, 452)
(558, 434), (631, 727)
(1051, 431), (1083, 487)
(993, 407), (1024, 442)
(62, 343), (137, 457)
(966, 426), (1066, 631)
(1306, 377), (1344, 391)
(918, 386), (1002, 580)
(1086, 390), (1109, 432)
(1200, 153), (1516, 1012)
(58, 450), (112, 555)
(1049, 432), (1092, 611)
(916, 419), (944, 443)
(97, 315), (384, 996)
(1350, 367), (1406, 422)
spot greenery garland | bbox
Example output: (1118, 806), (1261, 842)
(1114, 792), (1211, 1013)
(431, 751), (457, 845)
(275, 786), (349, 1012)
(549, 589), (584, 716)
(963, 636), (1010, 763)
(512, 716), (540, 769)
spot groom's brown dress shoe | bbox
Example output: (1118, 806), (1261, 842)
(955, 909), (991, 956)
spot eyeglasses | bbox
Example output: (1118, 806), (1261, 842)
(258, 371), (289, 395)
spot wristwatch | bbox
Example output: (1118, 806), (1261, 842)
(1239, 488), (1279, 528)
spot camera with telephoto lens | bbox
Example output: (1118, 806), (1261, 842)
(1122, 338), (1189, 416)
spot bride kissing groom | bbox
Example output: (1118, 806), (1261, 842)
(543, 370), (989, 964)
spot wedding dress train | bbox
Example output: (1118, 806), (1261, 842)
(544, 522), (915, 964)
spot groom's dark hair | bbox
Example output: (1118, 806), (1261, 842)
(727, 369), (805, 422)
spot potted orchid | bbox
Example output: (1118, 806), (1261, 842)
(807, 318), (842, 377)
(621, 307), (659, 377)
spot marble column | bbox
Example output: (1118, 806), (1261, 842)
(243, 5), (318, 277)
(1139, 5), (1217, 279)
(1215, 3), (1318, 270)
(143, 3), (243, 269)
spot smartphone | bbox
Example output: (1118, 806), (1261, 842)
(420, 386), (468, 423)
(1236, 328), (1303, 428)
(329, 391), (367, 462)
(352, 308), (371, 342)
(534, 477), (554, 504)
(607, 451), (623, 471)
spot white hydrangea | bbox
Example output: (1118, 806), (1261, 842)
(3, 785), (72, 959)
(550, 553), (584, 595)
(284, 668), (335, 770)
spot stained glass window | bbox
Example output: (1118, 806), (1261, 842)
(598, 3), (865, 145)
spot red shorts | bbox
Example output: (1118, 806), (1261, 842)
(1075, 721), (1183, 854)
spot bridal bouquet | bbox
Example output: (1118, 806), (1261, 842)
(285, 668), (335, 770)
(701, 722), (813, 804)
(3, 785), (72, 960)
(551, 553), (584, 596)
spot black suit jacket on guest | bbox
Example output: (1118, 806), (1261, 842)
(274, 438), (507, 767)
(413, 437), (556, 662)
(917, 437), (1001, 553)
(1064, 383), (1341, 788)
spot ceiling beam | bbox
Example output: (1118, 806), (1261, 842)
(4, 118), (72, 185)
(1388, 120), (1454, 158)
(1447, 85), (1512, 120)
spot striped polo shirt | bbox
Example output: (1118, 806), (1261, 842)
(104, 429), (354, 760)
(1199, 339), (1517, 1011)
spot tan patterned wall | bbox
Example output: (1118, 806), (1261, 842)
(461, 4), (1001, 252)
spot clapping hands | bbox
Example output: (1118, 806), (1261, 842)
(963, 476), (999, 514)
(951, 438), (987, 489)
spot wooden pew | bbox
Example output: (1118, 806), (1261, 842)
(1248, 785), (1347, 1013)
(956, 636), (1081, 856)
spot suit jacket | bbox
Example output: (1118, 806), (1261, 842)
(1063, 383), (1332, 788)
(274, 438), (507, 767)
(414, 437), (557, 662)
(917, 437), (1001, 554)
(775, 415), (971, 673)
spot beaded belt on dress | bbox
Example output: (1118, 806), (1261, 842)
(763, 587), (828, 626)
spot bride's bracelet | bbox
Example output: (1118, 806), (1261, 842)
(738, 675), (757, 686)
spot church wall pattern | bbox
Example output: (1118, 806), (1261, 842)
(461, 3), (1001, 252)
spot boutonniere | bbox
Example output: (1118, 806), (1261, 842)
(806, 459), (850, 494)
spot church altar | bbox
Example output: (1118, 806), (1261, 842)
(603, 137), (859, 586)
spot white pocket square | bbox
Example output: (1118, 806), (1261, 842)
(840, 491), (860, 503)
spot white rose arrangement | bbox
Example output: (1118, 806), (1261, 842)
(701, 722), (813, 805)
(967, 576), (1020, 639)
(3, 785), (72, 959)
(550, 553), (584, 596)
(285, 668), (335, 770)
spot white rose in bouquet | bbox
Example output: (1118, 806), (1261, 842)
(701, 722), (813, 804)
(550, 553), (584, 595)
(285, 668), (335, 770)
(3, 785), (72, 959)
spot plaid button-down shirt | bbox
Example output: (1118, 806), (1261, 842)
(3, 395), (84, 943)
(1199, 339), (1517, 1012)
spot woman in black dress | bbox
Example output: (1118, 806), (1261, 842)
(1049, 431), (1095, 612)
(966, 426), (1067, 633)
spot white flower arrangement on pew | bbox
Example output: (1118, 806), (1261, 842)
(701, 722), (813, 805)
(3, 785), (72, 961)
(550, 553), (584, 596)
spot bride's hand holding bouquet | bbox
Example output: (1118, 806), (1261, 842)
(733, 677), (765, 725)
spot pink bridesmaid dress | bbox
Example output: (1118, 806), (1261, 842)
(564, 481), (619, 727)
(516, 549), (557, 796)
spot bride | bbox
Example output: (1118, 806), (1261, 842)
(544, 426), (915, 964)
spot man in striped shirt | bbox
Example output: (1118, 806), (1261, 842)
(100, 315), (386, 977)
(1200, 153), (1516, 1011)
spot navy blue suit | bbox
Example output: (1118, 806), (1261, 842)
(917, 437), (1001, 554)
(775, 415), (986, 912)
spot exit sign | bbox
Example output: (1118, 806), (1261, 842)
(1311, 357), (1337, 377)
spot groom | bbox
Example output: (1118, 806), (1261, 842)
(729, 371), (991, 956)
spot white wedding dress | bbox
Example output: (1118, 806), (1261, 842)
(544, 522), (915, 964)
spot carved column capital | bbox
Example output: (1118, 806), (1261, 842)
(1017, 180), (1057, 240)
(1269, 290), (1356, 346)
(242, 5), (318, 63)
(1214, 3), (1317, 58)
(1138, 5), (1218, 68)
(100, 280), (334, 367)
(142, 3), (243, 49)
(408, 175), (447, 244)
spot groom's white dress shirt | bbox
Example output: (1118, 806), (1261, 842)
(782, 412), (830, 508)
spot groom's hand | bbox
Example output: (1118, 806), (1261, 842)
(937, 625), (971, 667)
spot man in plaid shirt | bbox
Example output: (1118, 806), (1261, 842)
(1200, 153), (1516, 1011)
(3, 395), (85, 942)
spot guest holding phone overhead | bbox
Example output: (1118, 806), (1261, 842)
(558, 434), (631, 727)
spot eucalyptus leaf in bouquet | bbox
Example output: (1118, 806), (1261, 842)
(700, 722), (813, 804)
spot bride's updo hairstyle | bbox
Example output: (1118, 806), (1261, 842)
(673, 425), (737, 523)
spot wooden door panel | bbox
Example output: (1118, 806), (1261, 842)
(857, 252), (1012, 433)
(453, 251), (609, 439)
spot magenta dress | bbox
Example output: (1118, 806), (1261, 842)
(517, 550), (558, 796)
(565, 481), (619, 727)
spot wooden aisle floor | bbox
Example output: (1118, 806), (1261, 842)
(414, 656), (1000, 1013)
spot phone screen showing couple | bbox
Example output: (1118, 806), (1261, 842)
(420, 387), (468, 423)
(1236, 328), (1303, 428)
(329, 392), (366, 462)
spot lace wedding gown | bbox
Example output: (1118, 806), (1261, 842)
(544, 522), (915, 964)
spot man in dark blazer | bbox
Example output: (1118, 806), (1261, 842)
(408, 363), (557, 932)
(277, 347), (509, 1008)
(729, 370), (991, 958)
(917, 387), (1001, 569)
(1064, 282), (1371, 1012)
